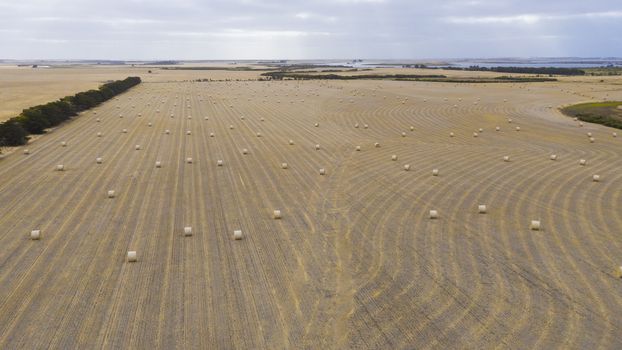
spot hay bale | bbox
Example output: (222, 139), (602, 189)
(31, 230), (41, 240)
(289, 140), (294, 145)
(122, 129), (128, 133)
(315, 144), (321, 150)
(592, 174), (600, 182)
(242, 149), (248, 155)
(184, 227), (192, 236)
(473, 132), (478, 137)
(478, 128), (484, 133)
(96, 157), (103, 164)
(127, 251), (137, 262)
(589, 137), (595, 143)
(273, 210), (282, 219)
(550, 154), (557, 161)
(256, 132), (262, 137)
(364, 124), (369, 129)
(507, 118), (513, 123)
(107, 190), (115, 198)
(260, 117), (265, 122)
(314, 123), (319, 127)
(96, 118), (101, 122)
(410, 126), (414, 131)
(210, 133), (215, 137)
(165, 130), (170, 134)
(319, 168), (326, 175)
(515, 126), (521, 131)
(186, 157), (193, 164)
(374, 142), (380, 148)
(97, 132), (102, 137)
(450, 132), (454, 137)
(613, 132), (618, 138)
(432, 169), (439, 176)
(135, 145), (141, 150)
(281, 163), (288, 169)
(391, 155), (397, 161)
(148, 122), (152, 127)
(579, 122), (584, 127)
(579, 159), (587, 166)
(60, 141), (67, 147)
(429, 210), (439, 219)
(478, 205), (487, 214)
(233, 230), (243, 240)
(204, 116), (209, 120)
(587, 132), (593, 137)
(530, 220), (541, 231)
(56, 164), (64, 171)
(404, 164), (411, 171)
(23, 149), (30, 155)
(354, 123), (359, 128)
(355, 146), (361, 151)
(155, 161), (162, 168)
(186, 130), (191, 135)
(503, 156), (510, 162)
(229, 125), (234, 129)
(401, 132), (406, 137)
(495, 126), (500, 131)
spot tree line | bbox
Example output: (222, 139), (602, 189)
(0, 77), (141, 148)
(439, 66), (586, 76)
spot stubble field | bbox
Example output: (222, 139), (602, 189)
(1, 73), (622, 348)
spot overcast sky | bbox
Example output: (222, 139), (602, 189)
(1, 0), (621, 60)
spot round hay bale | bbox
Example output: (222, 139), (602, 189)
(242, 149), (248, 155)
(450, 132), (454, 137)
(260, 117), (265, 122)
(579, 159), (587, 166)
(273, 210), (282, 219)
(579, 122), (584, 127)
(281, 162), (288, 169)
(354, 123), (359, 128)
(31, 230), (41, 240)
(355, 146), (361, 151)
(229, 125), (234, 129)
(429, 210), (439, 219)
(233, 230), (243, 240)
(23, 149), (30, 155)
(589, 137), (595, 143)
(135, 145), (141, 150)
(478, 205), (487, 214)
(314, 123), (319, 127)
(613, 132), (618, 138)
(364, 124), (369, 129)
(550, 154), (557, 161)
(374, 142), (380, 148)
(478, 128), (484, 133)
(127, 251), (137, 262)
(204, 116), (209, 120)
(155, 161), (162, 168)
(432, 169), (439, 176)
(592, 174), (600, 182)
(165, 130), (170, 134)
(122, 129), (128, 133)
(319, 168), (326, 175)
(186, 157), (193, 164)
(473, 132), (479, 138)
(495, 126), (500, 131)
(216, 159), (223, 167)
(184, 227), (192, 236)
(410, 126), (414, 131)
(256, 132), (262, 137)
(530, 220), (541, 231)
(148, 123), (152, 127)
(97, 132), (102, 137)
(107, 190), (115, 198)
(186, 130), (191, 135)
(96, 157), (103, 164)
(315, 144), (321, 150)
(515, 126), (521, 131)
(404, 164), (411, 171)
(391, 155), (397, 161)
(96, 118), (101, 122)
(587, 132), (593, 137)
(210, 133), (215, 137)
(507, 118), (513, 123)
(401, 132), (406, 137)
(56, 164), (64, 171)
(503, 156), (510, 162)
(60, 141), (67, 147)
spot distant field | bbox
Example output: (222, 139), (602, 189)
(561, 101), (622, 129)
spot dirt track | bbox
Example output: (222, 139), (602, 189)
(1, 79), (621, 348)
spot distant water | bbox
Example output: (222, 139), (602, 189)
(317, 58), (622, 69)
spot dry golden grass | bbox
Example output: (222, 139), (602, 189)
(0, 71), (622, 348)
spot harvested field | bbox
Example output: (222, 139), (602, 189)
(1, 77), (622, 348)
